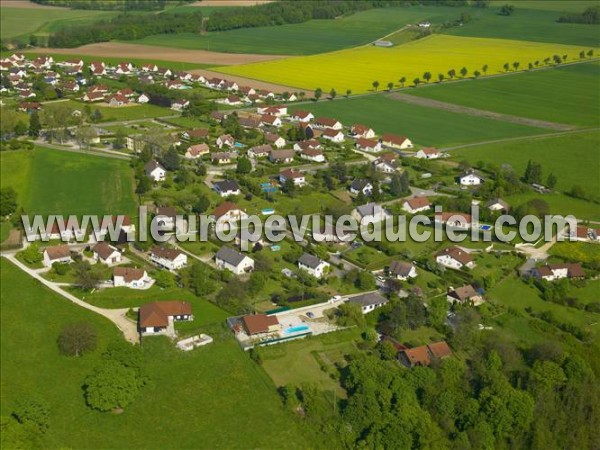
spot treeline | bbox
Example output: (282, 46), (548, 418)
(206, 1), (470, 32)
(48, 11), (203, 47)
(31, 0), (195, 11)
(558, 5), (600, 24)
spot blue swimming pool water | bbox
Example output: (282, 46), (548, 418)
(284, 325), (310, 334)
(234, 142), (245, 148)
(480, 225), (492, 231)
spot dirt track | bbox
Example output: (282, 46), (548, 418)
(189, 68), (307, 94)
(388, 93), (574, 131)
(39, 42), (290, 66)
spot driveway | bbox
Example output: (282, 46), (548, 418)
(3, 255), (139, 343)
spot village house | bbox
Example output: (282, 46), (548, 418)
(216, 134), (235, 149)
(185, 143), (210, 159)
(239, 116), (261, 129)
(314, 117), (343, 130)
(348, 292), (389, 314)
(170, 99), (190, 111)
(290, 110), (314, 122)
(83, 91), (104, 102)
(215, 246), (255, 275)
(321, 128), (345, 143)
(381, 134), (413, 149)
(248, 144), (272, 158)
(436, 246), (475, 270)
(457, 170), (484, 186)
(352, 202), (390, 225)
(260, 114), (283, 128)
(139, 301), (193, 335)
(415, 147), (443, 159)
(137, 93), (150, 104)
(485, 198), (510, 213)
(43, 245), (72, 267)
(264, 132), (286, 148)
(373, 155), (399, 174)
(435, 212), (472, 230)
(447, 285), (484, 306)
(571, 225), (600, 242)
(182, 128), (209, 141)
(155, 206), (177, 231)
(141, 63), (159, 72)
(355, 137), (382, 153)
(350, 124), (376, 139)
(92, 242), (122, 265)
(398, 341), (452, 368)
(150, 246), (188, 271)
(298, 253), (330, 279)
(106, 94), (129, 107)
(257, 105), (287, 116)
(113, 267), (152, 289)
(213, 180), (241, 197)
(115, 62), (133, 75)
(270, 149), (295, 164)
(116, 88), (135, 98)
(300, 148), (325, 163)
(349, 179), (373, 196)
(241, 314), (281, 336)
(220, 95), (242, 106)
(211, 202), (248, 224)
(389, 260), (418, 280)
(211, 152), (236, 165)
(402, 196), (431, 214)
(293, 140), (321, 152)
(279, 168), (306, 186)
(18, 102), (41, 112)
(532, 263), (585, 281)
(145, 160), (166, 182)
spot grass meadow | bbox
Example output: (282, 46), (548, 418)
(504, 192), (600, 221)
(411, 61), (600, 127)
(303, 94), (547, 147)
(0, 260), (309, 449)
(0, 147), (137, 217)
(216, 34), (595, 94)
(452, 130), (600, 194)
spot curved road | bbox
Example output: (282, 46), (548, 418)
(2, 254), (139, 343)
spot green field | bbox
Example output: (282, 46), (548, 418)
(452, 130), (600, 194)
(411, 61), (600, 127)
(133, 6), (462, 55)
(0, 147), (136, 217)
(504, 192), (600, 221)
(446, 4), (600, 48)
(0, 260), (309, 449)
(304, 94), (547, 147)
(0, 7), (117, 41)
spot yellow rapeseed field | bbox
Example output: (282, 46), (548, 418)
(216, 34), (597, 93)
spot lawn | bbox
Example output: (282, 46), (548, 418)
(0, 7), (116, 41)
(0, 147), (136, 217)
(303, 94), (547, 147)
(486, 275), (600, 344)
(1, 259), (311, 449)
(92, 104), (174, 122)
(452, 130), (600, 194)
(411, 61), (600, 127)
(504, 192), (600, 221)
(215, 34), (595, 94)
(133, 6), (462, 55)
(548, 241), (600, 266)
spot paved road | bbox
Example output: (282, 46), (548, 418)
(2, 254), (140, 343)
(33, 139), (133, 160)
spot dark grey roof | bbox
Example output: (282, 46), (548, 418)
(348, 292), (388, 307)
(355, 203), (383, 218)
(390, 260), (414, 277)
(298, 253), (322, 269)
(144, 160), (164, 174)
(213, 180), (240, 193)
(215, 246), (247, 266)
(350, 179), (371, 191)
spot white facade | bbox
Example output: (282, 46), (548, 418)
(148, 167), (166, 182)
(43, 251), (72, 268)
(150, 252), (187, 271)
(114, 271), (153, 289)
(459, 174), (482, 186)
(436, 254), (474, 270)
(215, 255), (255, 275)
(298, 260), (330, 279)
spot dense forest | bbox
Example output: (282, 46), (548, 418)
(31, 0), (196, 11)
(272, 302), (600, 449)
(47, 11), (203, 47)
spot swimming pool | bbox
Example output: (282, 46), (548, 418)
(283, 325), (310, 334)
(234, 142), (245, 148)
(480, 225), (492, 231)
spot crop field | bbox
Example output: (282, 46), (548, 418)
(0, 7), (117, 41)
(133, 6), (463, 55)
(215, 34), (596, 94)
(0, 260), (309, 449)
(304, 95), (547, 147)
(452, 130), (600, 194)
(411, 61), (600, 127)
(0, 147), (136, 217)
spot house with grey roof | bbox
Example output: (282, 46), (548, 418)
(213, 180), (241, 197)
(298, 253), (330, 279)
(215, 246), (254, 275)
(351, 203), (390, 225)
(347, 292), (389, 314)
